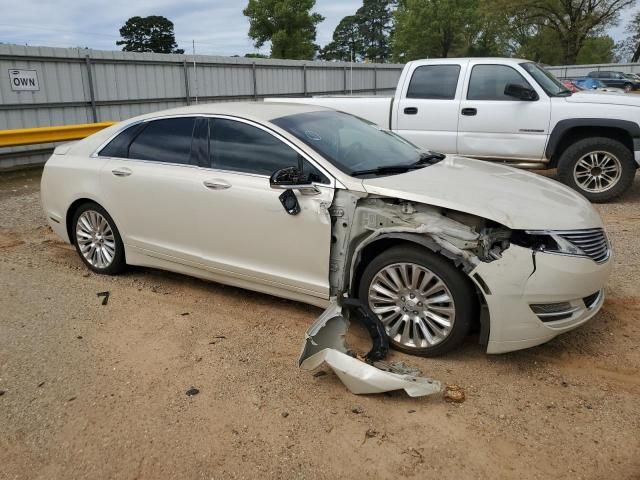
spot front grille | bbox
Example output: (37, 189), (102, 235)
(556, 228), (609, 264)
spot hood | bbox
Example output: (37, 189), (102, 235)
(566, 92), (640, 106)
(361, 157), (602, 230)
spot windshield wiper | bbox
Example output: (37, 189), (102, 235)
(350, 164), (427, 177)
(414, 151), (446, 165)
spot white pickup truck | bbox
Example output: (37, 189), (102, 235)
(270, 57), (640, 202)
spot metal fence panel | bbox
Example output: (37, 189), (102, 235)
(547, 62), (640, 78)
(0, 44), (404, 169)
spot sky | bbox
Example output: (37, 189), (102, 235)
(0, 0), (637, 57)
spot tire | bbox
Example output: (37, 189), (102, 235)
(624, 83), (633, 93)
(357, 245), (477, 357)
(71, 202), (126, 275)
(557, 136), (636, 203)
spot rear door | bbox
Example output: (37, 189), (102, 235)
(394, 61), (466, 154)
(197, 117), (335, 298)
(99, 116), (209, 266)
(457, 63), (550, 161)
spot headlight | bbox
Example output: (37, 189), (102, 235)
(510, 231), (581, 255)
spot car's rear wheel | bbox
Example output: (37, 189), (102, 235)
(72, 202), (126, 275)
(358, 245), (476, 357)
(557, 136), (636, 203)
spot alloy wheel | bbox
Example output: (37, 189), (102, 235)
(368, 262), (456, 349)
(76, 210), (117, 269)
(573, 151), (622, 194)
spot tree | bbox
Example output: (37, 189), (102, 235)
(244, 53), (270, 58)
(116, 16), (184, 54)
(499, 0), (634, 64)
(243, 0), (324, 60)
(393, 0), (485, 60)
(320, 15), (362, 61)
(616, 10), (640, 62)
(356, 0), (396, 61)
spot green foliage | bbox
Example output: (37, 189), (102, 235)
(320, 1), (395, 62)
(501, 0), (633, 64)
(392, 0), (508, 61)
(116, 16), (184, 54)
(243, 0), (324, 60)
(615, 10), (640, 62)
(244, 53), (270, 58)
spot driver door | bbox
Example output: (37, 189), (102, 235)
(197, 117), (335, 299)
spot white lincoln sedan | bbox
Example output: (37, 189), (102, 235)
(41, 102), (612, 356)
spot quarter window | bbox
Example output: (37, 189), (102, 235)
(406, 65), (461, 100)
(128, 117), (196, 164)
(467, 65), (533, 101)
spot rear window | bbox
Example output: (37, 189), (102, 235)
(406, 65), (460, 100)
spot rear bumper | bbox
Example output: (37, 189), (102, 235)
(470, 245), (612, 354)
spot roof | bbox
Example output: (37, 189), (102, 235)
(129, 101), (329, 124)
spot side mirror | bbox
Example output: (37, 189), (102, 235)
(504, 83), (538, 101)
(269, 166), (320, 195)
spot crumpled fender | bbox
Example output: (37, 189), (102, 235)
(298, 301), (442, 397)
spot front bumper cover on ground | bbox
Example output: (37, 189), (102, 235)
(298, 302), (442, 397)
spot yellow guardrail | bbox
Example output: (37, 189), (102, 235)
(0, 122), (116, 148)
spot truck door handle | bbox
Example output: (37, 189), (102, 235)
(111, 167), (132, 177)
(461, 108), (477, 116)
(203, 179), (231, 190)
(404, 107), (418, 115)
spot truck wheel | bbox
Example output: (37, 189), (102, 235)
(557, 136), (636, 203)
(358, 245), (477, 357)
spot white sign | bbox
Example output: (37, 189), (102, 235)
(9, 69), (39, 91)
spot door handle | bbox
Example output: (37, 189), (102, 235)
(404, 107), (418, 115)
(111, 167), (132, 177)
(461, 108), (477, 116)
(203, 179), (231, 190)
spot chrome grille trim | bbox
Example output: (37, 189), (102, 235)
(557, 229), (610, 264)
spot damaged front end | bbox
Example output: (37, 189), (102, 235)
(298, 301), (442, 397)
(298, 191), (516, 396)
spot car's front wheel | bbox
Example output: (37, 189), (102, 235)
(358, 245), (477, 357)
(557, 136), (636, 203)
(72, 202), (126, 274)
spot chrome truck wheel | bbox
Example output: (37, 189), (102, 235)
(557, 136), (636, 203)
(358, 245), (476, 357)
(572, 151), (622, 194)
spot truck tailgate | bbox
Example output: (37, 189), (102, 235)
(265, 96), (393, 129)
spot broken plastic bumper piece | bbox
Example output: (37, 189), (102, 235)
(298, 302), (442, 397)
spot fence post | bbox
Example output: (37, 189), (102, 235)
(84, 55), (98, 123)
(183, 60), (191, 106)
(303, 64), (308, 96)
(373, 64), (377, 93)
(344, 66), (348, 94)
(252, 62), (258, 100)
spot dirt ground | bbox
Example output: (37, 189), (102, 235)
(1, 168), (639, 480)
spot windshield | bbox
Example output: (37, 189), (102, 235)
(271, 110), (424, 176)
(520, 62), (571, 97)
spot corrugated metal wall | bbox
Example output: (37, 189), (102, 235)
(546, 62), (640, 78)
(0, 45), (404, 169)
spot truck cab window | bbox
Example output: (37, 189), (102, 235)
(406, 65), (461, 100)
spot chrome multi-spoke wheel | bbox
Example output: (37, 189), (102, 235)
(368, 262), (456, 349)
(76, 210), (116, 268)
(573, 151), (622, 194)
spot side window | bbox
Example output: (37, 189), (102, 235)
(467, 65), (533, 101)
(99, 123), (146, 158)
(128, 117), (196, 164)
(210, 119), (300, 176)
(406, 65), (461, 99)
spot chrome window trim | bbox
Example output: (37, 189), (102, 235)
(91, 113), (336, 188)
